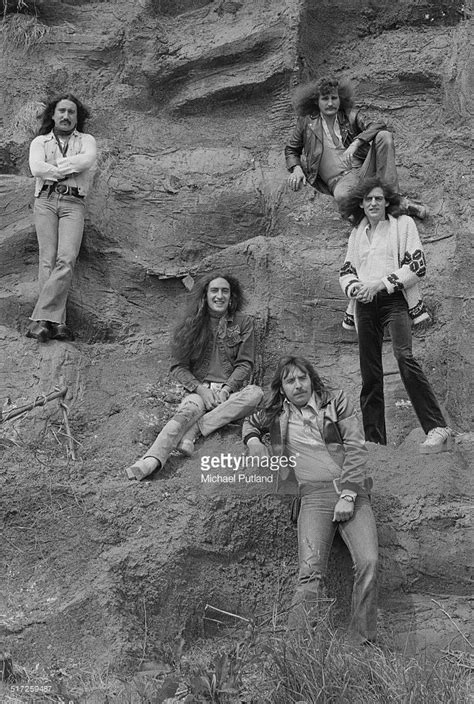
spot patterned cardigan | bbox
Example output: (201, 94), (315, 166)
(339, 214), (430, 329)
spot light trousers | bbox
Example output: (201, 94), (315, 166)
(145, 384), (263, 467)
(30, 192), (85, 324)
(290, 486), (378, 643)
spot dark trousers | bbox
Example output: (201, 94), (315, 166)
(356, 291), (446, 444)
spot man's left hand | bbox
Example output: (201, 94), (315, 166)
(355, 280), (385, 304)
(217, 386), (231, 404)
(333, 497), (355, 522)
(341, 142), (359, 169)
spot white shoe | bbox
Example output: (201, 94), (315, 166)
(420, 427), (453, 454)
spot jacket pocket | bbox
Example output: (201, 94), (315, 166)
(224, 326), (243, 347)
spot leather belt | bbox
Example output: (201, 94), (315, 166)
(40, 183), (83, 198)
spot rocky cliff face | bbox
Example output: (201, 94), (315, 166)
(0, 0), (472, 674)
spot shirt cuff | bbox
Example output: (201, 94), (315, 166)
(244, 432), (261, 445)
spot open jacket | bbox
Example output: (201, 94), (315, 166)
(170, 312), (255, 393)
(29, 130), (97, 197)
(339, 214), (430, 330)
(242, 388), (372, 496)
(284, 109), (387, 194)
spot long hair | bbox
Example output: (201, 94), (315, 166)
(37, 94), (90, 135)
(263, 355), (327, 422)
(171, 272), (245, 366)
(291, 77), (355, 117)
(339, 176), (402, 225)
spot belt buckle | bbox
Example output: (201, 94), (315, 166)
(56, 184), (68, 195)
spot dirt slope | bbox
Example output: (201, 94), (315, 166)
(0, 0), (472, 679)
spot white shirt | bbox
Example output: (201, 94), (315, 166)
(357, 220), (392, 282)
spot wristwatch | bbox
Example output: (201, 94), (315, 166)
(340, 494), (355, 503)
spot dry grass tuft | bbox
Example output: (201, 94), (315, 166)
(0, 12), (48, 50)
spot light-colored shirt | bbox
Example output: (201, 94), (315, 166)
(357, 220), (392, 282)
(318, 118), (363, 185)
(285, 394), (341, 485)
(29, 130), (97, 196)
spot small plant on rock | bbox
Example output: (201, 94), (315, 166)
(0, 1), (47, 50)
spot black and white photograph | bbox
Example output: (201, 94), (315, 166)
(0, 0), (472, 702)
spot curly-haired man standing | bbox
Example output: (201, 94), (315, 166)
(339, 177), (452, 453)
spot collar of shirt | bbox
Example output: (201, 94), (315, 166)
(284, 392), (319, 417)
(321, 116), (343, 144)
(43, 129), (80, 142)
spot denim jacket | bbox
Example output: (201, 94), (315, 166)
(284, 109), (387, 194)
(29, 130), (97, 197)
(243, 388), (372, 496)
(170, 312), (255, 393)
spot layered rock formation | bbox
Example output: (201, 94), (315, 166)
(0, 0), (472, 673)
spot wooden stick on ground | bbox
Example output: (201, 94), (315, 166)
(1, 387), (68, 423)
(59, 400), (77, 461)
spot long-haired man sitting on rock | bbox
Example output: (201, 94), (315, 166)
(125, 273), (263, 481)
(285, 76), (427, 220)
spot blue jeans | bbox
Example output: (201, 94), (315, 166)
(30, 191), (85, 324)
(291, 485), (378, 643)
(145, 384), (263, 467)
(356, 291), (446, 444)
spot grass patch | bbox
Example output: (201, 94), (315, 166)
(267, 630), (473, 704)
(0, 12), (48, 50)
(1, 620), (472, 703)
(1, 1), (48, 51)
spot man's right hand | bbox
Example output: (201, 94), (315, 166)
(246, 437), (270, 459)
(196, 384), (220, 410)
(288, 166), (306, 191)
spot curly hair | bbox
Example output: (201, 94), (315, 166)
(263, 355), (328, 423)
(291, 76), (355, 117)
(338, 177), (402, 225)
(37, 94), (91, 135)
(171, 272), (246, 366)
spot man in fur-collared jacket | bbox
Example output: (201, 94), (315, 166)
(242, 354), (377, 643)
(339, 177), (452, 453)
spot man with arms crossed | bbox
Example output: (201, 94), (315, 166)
(27, 93), (97, 342)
